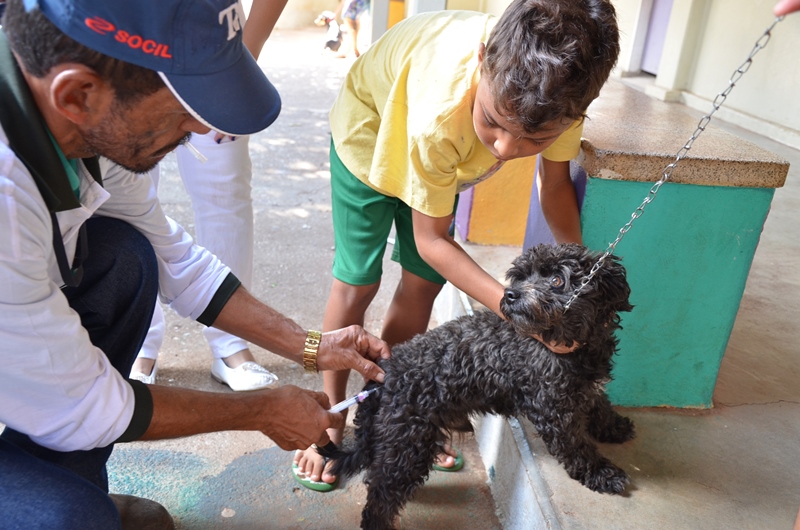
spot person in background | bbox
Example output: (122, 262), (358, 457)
(0, 0), (389, 527)
(130, 0), (290, 392)
(331, 0), (368, 58)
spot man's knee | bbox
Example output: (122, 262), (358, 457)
(0, 439), (121, 530)
(84, 217), (158, 291)
(62, 217), (159, 373)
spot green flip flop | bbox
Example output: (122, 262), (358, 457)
(432, 449), (464, 472)
(292, 463), (338, 492)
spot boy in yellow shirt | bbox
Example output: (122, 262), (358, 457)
(294, 0), (620, 489)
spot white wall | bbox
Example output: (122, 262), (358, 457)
(614, 0), (800, 148)
(689, 1), (800, 143)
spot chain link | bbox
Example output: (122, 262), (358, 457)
(563, 16), (784, 311)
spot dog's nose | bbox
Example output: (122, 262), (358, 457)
(504, 288), (520, 303)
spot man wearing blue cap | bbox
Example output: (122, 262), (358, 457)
(0, 0), (390, 528)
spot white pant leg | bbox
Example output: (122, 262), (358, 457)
(138, 303), (164, 361)
(176, 131), (254, 359)
(137, 166), (165, 362)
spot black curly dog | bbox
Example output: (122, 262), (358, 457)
(318, 243), (636, 530)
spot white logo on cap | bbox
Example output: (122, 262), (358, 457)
(219, 2), (246, 41)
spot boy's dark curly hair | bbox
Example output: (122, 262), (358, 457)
(2, 0), (163, 107)
(482, 0), (620, 132)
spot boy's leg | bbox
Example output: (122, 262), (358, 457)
(381, 268), (442, 347)
(0, 216), (159, 522)
(292, 280), (381, 483)
(293, 141), (394, 484)
(294, 278), (381, 483)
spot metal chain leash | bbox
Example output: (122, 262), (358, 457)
(563, 15), (784, 311)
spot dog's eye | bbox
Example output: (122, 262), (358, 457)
(550, 276), (564, 288)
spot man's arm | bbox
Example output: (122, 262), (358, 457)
(140, 384), (342, 450)
(134, 285), (390, 448)
(133, 284), (391, 448)
(210, 285), (390, 378)
(537, 157), (582, 245)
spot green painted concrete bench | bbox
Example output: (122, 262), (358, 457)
(577, 80), (788, 408)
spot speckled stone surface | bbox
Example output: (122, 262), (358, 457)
(580, 80), (789, 188)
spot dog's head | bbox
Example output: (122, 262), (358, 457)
(314, 10), (336, 26)
(500, 243), (633, 348)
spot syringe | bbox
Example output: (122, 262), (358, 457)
(328, 387), (381, 413)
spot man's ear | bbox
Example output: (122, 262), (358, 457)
(477, 42), (485, 63)
(49, 65), (111, 126)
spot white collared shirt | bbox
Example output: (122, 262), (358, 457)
(0, 126), (231, 451)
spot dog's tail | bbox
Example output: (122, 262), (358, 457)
(316, 382), (382, 478)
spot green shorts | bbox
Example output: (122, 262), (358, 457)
(329, 141), (454, 286)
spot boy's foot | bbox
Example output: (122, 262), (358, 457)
(292, 462), (338, 492)
(293, 446), (337, 486)
(432, 444), (464, 471)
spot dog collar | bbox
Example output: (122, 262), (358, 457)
(531, 333), (580, 355)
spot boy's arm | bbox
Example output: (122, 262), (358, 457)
(412, 210), (581, 354)
(411, 210), (506, 316)
(537, 158), (582, 245)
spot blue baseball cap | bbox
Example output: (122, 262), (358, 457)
(24, 0), (281, 136)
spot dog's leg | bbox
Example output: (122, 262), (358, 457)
(586, 391), (635, 444)
(360, 428), (439, 530)
(527, 407), (630, 494)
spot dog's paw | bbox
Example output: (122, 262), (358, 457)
(589, 413), (635, 444)
(579, 459), (630, 494)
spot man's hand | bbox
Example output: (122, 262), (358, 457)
(317, 325), (391, 383)
(258, 386), (344, 450)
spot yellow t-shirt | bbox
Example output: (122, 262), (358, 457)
(330, 10), (582, 218)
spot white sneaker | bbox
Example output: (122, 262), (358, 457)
(211, 358), (279, 391)
(130, 362), (157, 385)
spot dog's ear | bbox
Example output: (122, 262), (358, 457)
(592, 255), (633, 314)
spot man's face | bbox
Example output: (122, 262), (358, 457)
(472, 77), (572, 162)
(79, 87), (211, 174)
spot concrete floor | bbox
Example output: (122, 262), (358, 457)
(103, 25), (800, 530)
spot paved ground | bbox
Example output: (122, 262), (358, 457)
(106, 27), (502, 529)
